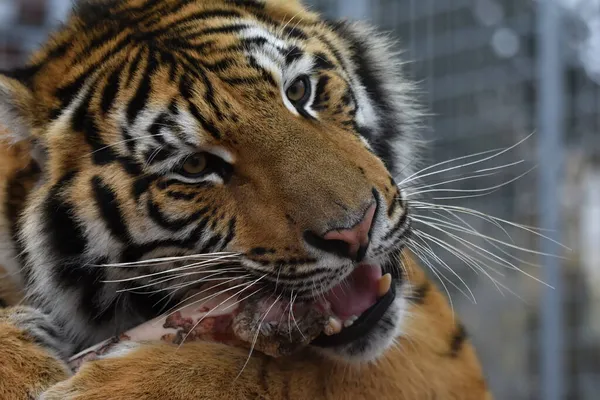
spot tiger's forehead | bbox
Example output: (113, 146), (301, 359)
(30, 0), (353, 123)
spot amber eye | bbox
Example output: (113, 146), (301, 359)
(180, 154), (207, 177)
(286, 76), (311, 105)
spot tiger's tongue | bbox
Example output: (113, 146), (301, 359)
(324, 264), (382, 320)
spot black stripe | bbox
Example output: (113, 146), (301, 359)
(180, 24), (250, 40)
(250, 265), (326, 281)
(175, 52), (224, 121)
(408, 282), (430, 305)
(117, 156), (143, 176)
(157, 49), (179, 81)
(313, 75), (330, 111)
(157, 179), (188, 191)
(55, 256), (113, 325)
(314, 52), (335, 70)
(222, 76), (263, 86)
(188, 102), (222, 140)
(126, 50), (157, 124)
(199, 233), (222, 253)
(143, 146), (175, 165)
(132, 175), (156, 201)
(387, 195), (399, 217)
(125, 47), (145, 87)
(56, 73), (89, 112)
(449, 323), (468, 357)
(147, 9), (242, 38)
(92, 176), (130, 243)
(381, 211), (408, 242)
(249, 247), (275, 256)
(165, 191), (197, 201)
(247, 55), (276, 86)
(147, 198), (208, 231)
(125, 0), (192, 27)
(316, 30), (351, 76)
(225, 0), (265, 10)
(178, 73), (223, 140)
(335, 23), (402, 171)
(285, 46), (304, 65)
(55, 34), (133, 109)
(0, 65), (38, 87)
(220, 218), (236, 250)
(282, 26), (308, 40)
(72, 80), (118, 165)
(44, 172), (86, 260)
(241, 36), (269, 49)
(44, 41), (70, 64)
(101, 66), (122, 115)
(120, 218), (208, 263)
(122, 126), (137, 155)
(205, 57), (238, 73)
(148, 113), (168, 145)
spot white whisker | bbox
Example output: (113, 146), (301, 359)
(116, 270), (245, 293)
(399, 132), (533, 185)
(407, 167), (536, 197)
(420, 211), (546, 270)
(93, 252), (240, 268)
(412, 231), (511, 296)
(102, 261), (242, 283)
(160, 275), (257, 317)
(408, 241), (457, 316)
(235, 294), (282, 380)
(413, 220), (553, 289)
(411, 201), (569, 248)
(412, 216), (565, 259)
(178, 280), (268, 346)
(408, 236), (476, 302)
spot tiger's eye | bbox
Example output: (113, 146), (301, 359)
(181, 154), (207, 176)
(286, 77), (308, 103)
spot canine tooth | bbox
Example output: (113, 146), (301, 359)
(344, 316), (358, 328)
(324, 317), (343, 336)
(377, 273), (392, 297)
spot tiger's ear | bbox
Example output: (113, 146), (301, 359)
(0, 70), (36, 142)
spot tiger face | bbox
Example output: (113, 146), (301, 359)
(0, 0), (420, 362)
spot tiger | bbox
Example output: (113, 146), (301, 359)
(0, 0), (492, 398)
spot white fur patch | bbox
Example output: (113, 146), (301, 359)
(99, 341), (143, 360)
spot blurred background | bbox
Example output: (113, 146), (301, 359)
(0, 0), (598, 398)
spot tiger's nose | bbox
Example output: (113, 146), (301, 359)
(304, 204), (376, 262)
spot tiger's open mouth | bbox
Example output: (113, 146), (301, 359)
(311, 262), (397, 348)
(239, 261), (399, 350)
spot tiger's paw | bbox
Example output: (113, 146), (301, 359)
(0, 306), (72, 399)
(4, 306), (72, 360)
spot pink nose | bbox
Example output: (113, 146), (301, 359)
(323, 204), (376, 260)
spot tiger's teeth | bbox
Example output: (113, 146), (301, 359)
(344, 316), (358, 328)
(377, 273), (392, 298)
(324, 316), (343, 336)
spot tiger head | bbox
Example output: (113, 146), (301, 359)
(0, 0), (421, 362)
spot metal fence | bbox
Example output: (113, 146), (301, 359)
(1, 0), (599, 398)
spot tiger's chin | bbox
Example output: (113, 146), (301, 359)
(309, 262), (407, 364)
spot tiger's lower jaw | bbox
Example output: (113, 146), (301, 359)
(247, 261), (406, 363)
(310, 280), (406, 364)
